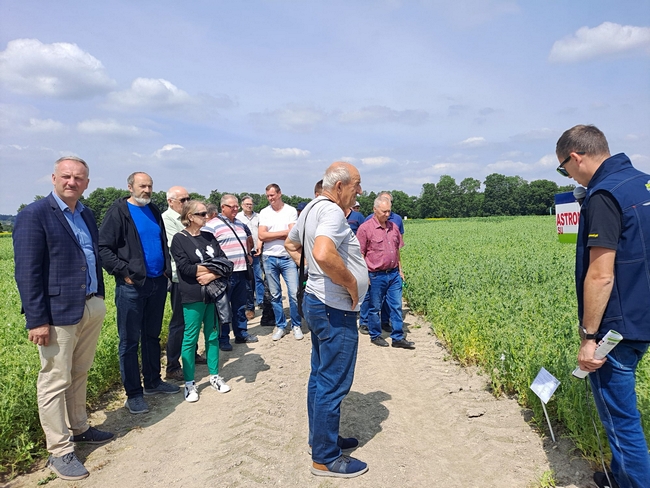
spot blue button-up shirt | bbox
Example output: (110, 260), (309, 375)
(51, 192), (98, 294)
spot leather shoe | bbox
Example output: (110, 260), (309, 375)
(195, 354), (207, 364)
(235, 335), (259, 344)
(219, 343), (233, 352)
(371, 336), (389, 347)
(166, 369), (184, 381)
(392, 339), (415, 349)
(381, 323), (392, 333)
(358, 324), (369, 335)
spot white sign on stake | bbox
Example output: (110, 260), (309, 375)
(530, 367), (561, 442)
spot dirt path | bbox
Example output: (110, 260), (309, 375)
(9, 305), (597, 488)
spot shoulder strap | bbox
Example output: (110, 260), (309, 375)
(218, 216), (248, 257)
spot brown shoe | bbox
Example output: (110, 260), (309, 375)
(245, 310), (255, 320)
(195, 354), (207, 364)
(166, 369), (184, 381)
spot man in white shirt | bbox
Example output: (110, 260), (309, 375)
(237, 195), (265, 317)
(259, 184), (302, 341)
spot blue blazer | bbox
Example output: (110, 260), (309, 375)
(13, 193), (105, 329)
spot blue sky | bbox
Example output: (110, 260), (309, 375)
(1, 0), (649, 214)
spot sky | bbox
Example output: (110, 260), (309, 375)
(1, 0), (649, 215)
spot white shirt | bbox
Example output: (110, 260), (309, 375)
(259, 203), (297, 257)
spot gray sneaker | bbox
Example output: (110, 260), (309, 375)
(144, 380), (180, 395)
(124, 396), (149, 414)
(272, 327), (288, 341)
(47, 452), (89, 481)
(292, 326), (304, 340)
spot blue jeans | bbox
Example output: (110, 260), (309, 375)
(368, 269), (404, 341)
(590, 340), (650, 488)
(220, 271), (250, 345)
(359, 283), (389, 326)
(246, 255), (265, 309)
(303, 293), (359, 464)
(115, 275), (167, 398)
(262, 254), (300, 329)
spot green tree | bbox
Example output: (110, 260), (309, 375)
(458, 177), (482, 217)
(417, 183), (438, 218)
(483, 174), (526, 216)
(17, 195), (46, 213)
(81, 187), (129, 224)
(435, 176), (460, 218)
(390, 190), (416, 219)
(524, 180), (559, 215)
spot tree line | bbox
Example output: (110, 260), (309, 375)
(14, 173), (575, 227)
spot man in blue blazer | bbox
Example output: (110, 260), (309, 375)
(13, 156), (114, 481)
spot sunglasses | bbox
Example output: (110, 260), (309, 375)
(556, 152), (585, 177)
(193, 212), (208, 217)
(176, 197), (190, 203)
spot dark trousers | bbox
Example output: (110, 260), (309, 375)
(165, 281), (185, 373)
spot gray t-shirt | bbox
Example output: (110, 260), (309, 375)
(288, 196), (369, 312)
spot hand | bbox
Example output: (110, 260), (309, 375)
(197, 272), (219, 285)
(577, 340), (607, 373)
(399, 270), (405, 281)
(124, 276), (134, 285)
(347, 284), (359, 310)
(28, 324), (50, 347)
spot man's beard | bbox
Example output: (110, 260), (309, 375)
(133, 196), (151, 205)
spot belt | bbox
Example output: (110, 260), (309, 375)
(370, 267), (398, 274)
(86, 293), (96, 300)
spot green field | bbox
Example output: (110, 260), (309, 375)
(0, 234), (171, 477)
(401, 216), (649, 461)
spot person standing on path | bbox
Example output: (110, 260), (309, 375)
(556, 124), (650, 488)
(99, 172), (180, 415)
(237, 195), (265, 316)
(357, 196), (414, 349)
(13, 156), (114, 481)
(286, 162), (369, 478)
(259, 183), (302, 341)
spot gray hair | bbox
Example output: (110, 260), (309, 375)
(206, 203), (218, 218)
(220, 193), (238, 206)
(241, 195), (254, 204)
(378, 191), (393, 202)
(556, 125), (610, 160)
(127, 172), (152, 186)
(322, 165), (351, 191)
(54, 156), (89, 175)
(374, 196), (391, 209)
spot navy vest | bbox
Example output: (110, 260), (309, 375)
(575, 153), (650, 341)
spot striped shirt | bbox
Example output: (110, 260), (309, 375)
(203, 215), (248, 272)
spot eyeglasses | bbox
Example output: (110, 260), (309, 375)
(193, 212), (208, 217)
(556, 152), (585, 177)
(223, 204), (239, 210)
(176, 197), (190, 203)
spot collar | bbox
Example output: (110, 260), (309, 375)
(51, 191), (84, 214)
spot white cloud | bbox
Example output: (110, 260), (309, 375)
(459, 136), (486, 147)
(486, 159), (532, 173)
(0, 38), (115, 98)
(27, 118), (67, 133)
(361, 156), (395, 166)
(536, 154), (559, 168)
(107, 78), (191, 109)
(251, 105), (327, 133)
(549, 22), (650, 63)
(271, 147), (311, 158)
(154, 144), (185, 158)
(339, 105), (428, 125)
(77, 119), (157, 137)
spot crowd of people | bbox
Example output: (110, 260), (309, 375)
(12, 124), (650, 486)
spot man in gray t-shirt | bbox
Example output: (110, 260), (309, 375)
(285, 162), (369, 479)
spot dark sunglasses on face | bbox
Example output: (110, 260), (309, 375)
(177, 197), (190, 203)
(193, 212), (208, 217)
(556, 152), (585, 177)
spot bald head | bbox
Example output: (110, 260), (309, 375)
(321, 161), (362, 211)
(167, 186), (190, 213)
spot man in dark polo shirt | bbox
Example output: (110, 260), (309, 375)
(357, 196), (414, 349)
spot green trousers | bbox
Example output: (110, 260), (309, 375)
(182, 302), (220, 381)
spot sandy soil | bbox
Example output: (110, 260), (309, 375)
(8, 303), (598, 488)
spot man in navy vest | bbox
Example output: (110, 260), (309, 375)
(556, 125), (650, 488)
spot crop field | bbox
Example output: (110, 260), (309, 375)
(0, 235), (171, 476)
(401, 216), (649, 461)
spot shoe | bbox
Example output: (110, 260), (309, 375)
(195, 354), (207, 364)
(260, 321), (276, 327)
(220, 343), (233, 351)
(293, 326), (304, 340)
(47, 452), (89, 481)
(70, 426), (114, 444)
(184, 382), (199, 403)
(308, 436), (359, 455)
(593, 472), (619, 488)
(143, 381), (180, 395)
(311, 455), (368, 478)
(272, 327), (288, 341)
(381, 323), (392, 333)
(235, 335), (259, 344)
(245, 309), (255, 320)
(124, 396), (149, 414)
(392, 339), (415, 349)
(358, 325), (369, 335)
(210, 375), (231, 393)
(166, 369), (184, 381)
(371, 337), (389, 347)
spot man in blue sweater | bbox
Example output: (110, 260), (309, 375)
(556, 125), (650, 488)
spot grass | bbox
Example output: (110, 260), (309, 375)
(0, 234), (171, 478)
(401, 216), (649, 462)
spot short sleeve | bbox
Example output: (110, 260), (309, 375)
(585, 191), (621, 250)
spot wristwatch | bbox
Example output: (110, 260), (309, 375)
(578, 326), (598, 341)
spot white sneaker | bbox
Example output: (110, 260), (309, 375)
(210, 375), (231, 393)
(272, 327), (288, 341)
(184, 383), (199, 403)
(292, 326), (304, 340)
